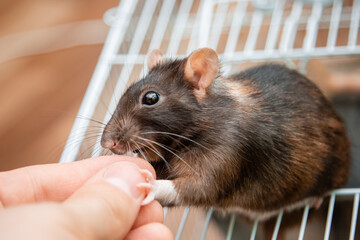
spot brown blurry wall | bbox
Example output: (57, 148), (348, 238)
(0, 0), (118, 170)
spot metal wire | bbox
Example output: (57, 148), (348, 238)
(324, 193), (336, 240)
(272, 210), (284, 240)
(265, 0), (285, 53)
(226, 213), (237, 240)
(298, 204), (310, 240)
(163, 207), (169, 222)
(175, 206), (190, 240)
(349, 194), (359, 240)
(244, 10), (264, 53)
(250, 218), (259, 240)
(59, 0), (136, 162)
(200, 208), (214, 240)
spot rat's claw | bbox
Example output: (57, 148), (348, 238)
(139, 169), (154, 183)
(137, 169), (155, 205)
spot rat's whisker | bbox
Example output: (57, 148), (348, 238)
(158, 134), (212, 171)
(142, 131), (224, 161)
(131, 139), (149, 162)
(143, 131), (209, 152)
(74, 115), (106, 126)
(135, 135), (199, 176)
(76, 125), (104, 130)
(106, 149), (113, 156)
(65, 135), (101, 149)
(136, 141), (171, 171)
(111, 114), (123, 130)
(79, 139), (101, 158)
(91, 144), (104, 157)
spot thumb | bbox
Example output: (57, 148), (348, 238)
(62, 161), (153, 240)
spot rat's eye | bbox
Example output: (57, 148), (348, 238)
(142, 91), (160, 105)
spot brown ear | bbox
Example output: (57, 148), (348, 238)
(147, 49), (163, 71)
(184, 48), (219, 98)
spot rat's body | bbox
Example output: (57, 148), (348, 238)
(101, 48), (350, 220)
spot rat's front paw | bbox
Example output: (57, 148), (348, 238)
(136, 169), (155, 205)
(153, 180), (179, 206)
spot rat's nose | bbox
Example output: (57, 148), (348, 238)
(102, 139), (117, 150)
(101, 138), (127, 154)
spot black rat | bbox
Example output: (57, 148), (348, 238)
(101, 48), (350, 220)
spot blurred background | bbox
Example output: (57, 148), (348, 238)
(0, 0), (117, 170)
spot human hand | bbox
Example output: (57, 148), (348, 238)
(0, 156), (173, 240)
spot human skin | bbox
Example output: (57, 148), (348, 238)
(0, 156), (173, 240)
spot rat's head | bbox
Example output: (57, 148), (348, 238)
(101, 48), (219, 161)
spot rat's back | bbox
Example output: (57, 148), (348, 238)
(226, 64), (351, 212)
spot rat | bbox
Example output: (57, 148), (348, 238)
(100, 48), (351, 220)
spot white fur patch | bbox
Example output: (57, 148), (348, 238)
(153, 180), (179, 205)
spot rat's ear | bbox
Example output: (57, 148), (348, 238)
(147, 49), (163, 71)
(184, 48), (219, 98)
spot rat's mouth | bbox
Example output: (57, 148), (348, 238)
(133, 147), (146, 154)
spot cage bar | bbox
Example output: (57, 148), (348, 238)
(209, 3), (229, 49)
(327, 0), (342, 49)
(298, 204), (310, 240)
(199, 0), (214, 47)
(226, 213), (237, 240)
(244, 10), (264, 53)
(348, 0), (360, 48)
(250, 218), (259, 240)
(167, 0), (193, 55)
(200, 208), (214, 240)
(224, 1), (248, 55)
(303, 2), (323, 51)
(279, 1), (303, 52)
(324, 193), (336, 240)
(91, 0), (158, 157)
(265, 0), (285, 52)
(349, 194), (359, 240)
(145, 0), (176, 69)
(60, 0), (136, 162)
(162, 207), (168, 220)
(175, 206), (190, 240)
(272, 210), (284, 240)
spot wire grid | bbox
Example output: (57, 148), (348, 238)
(59, 0), (360, 239)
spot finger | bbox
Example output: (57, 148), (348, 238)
(61, 161), (156, 239)
(132, 200), (163, 229)
(125, 223), (174, 240)
(0, 155), (155, 207)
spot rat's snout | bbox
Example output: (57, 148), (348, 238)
(101, 138), (117, 150)
(101, 136), (127, 154)
(101, 126), (128, 155)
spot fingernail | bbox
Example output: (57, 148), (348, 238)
(103, 162), (145, 200)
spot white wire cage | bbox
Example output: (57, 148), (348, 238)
(59, 0), (360, 239)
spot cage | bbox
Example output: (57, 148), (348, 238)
(60, 0), (360, 239)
